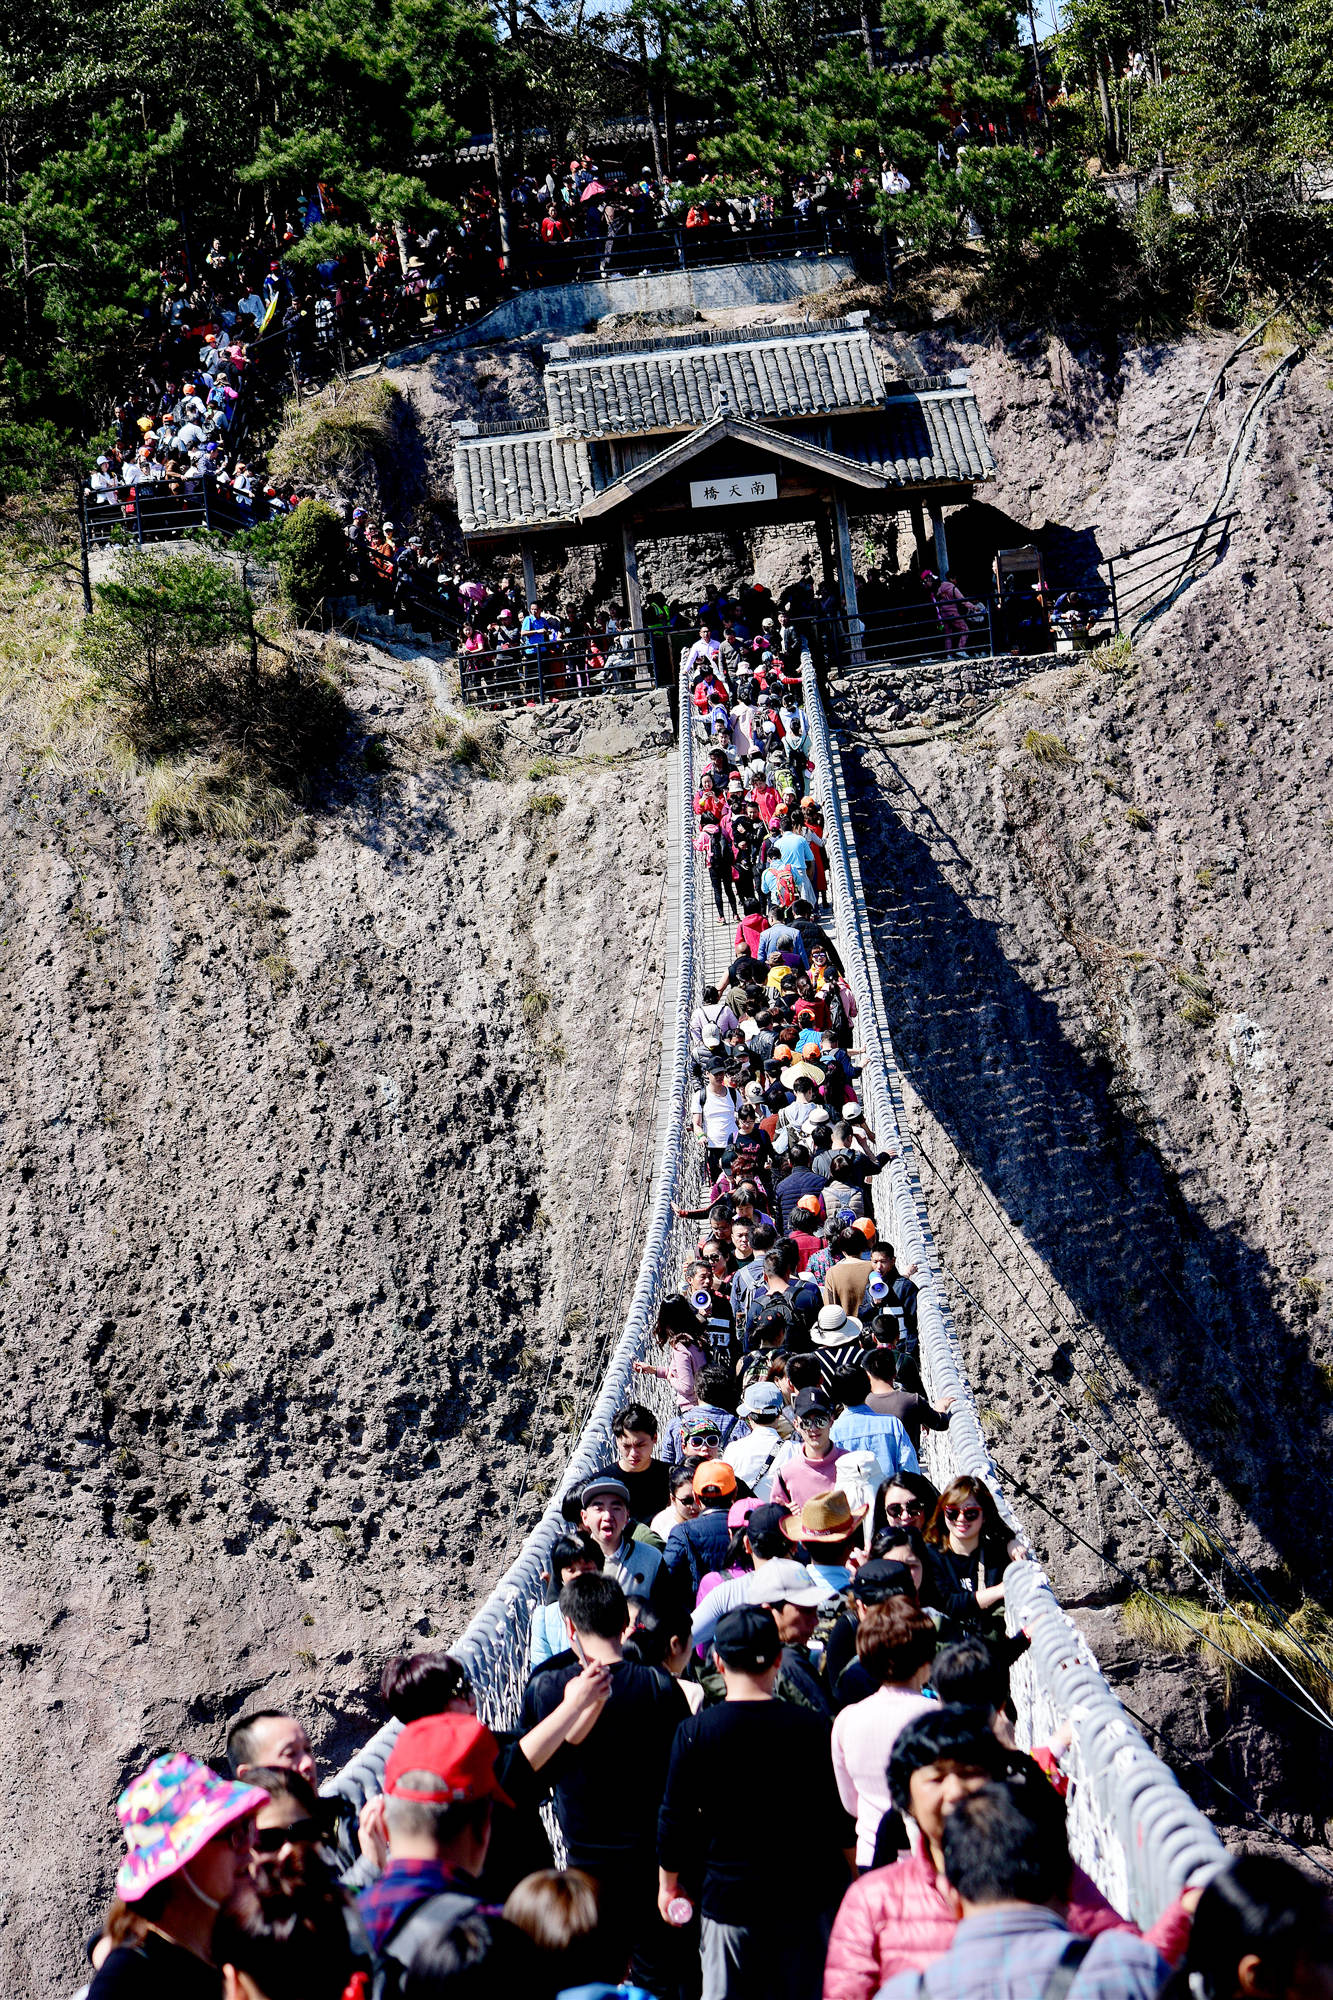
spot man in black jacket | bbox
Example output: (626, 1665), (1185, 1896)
(519, 1573), (688, 1995)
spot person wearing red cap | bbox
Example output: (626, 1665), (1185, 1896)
(357, 1716), (509, 1958)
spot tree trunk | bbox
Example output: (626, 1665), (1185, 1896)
(636, 23), (665, 179)
(1094, 51), (1115, 157)
(488, 89), (512, 268)
(859, 0), (875, 74)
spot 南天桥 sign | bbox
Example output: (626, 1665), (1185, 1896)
(689, 474), (777, 508)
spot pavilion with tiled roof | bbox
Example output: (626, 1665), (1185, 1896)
(451, 314), (996, 647)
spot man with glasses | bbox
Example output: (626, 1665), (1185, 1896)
(771, 1389), (849, 1512)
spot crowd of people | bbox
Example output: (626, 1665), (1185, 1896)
(79, 729), (1310, 2000)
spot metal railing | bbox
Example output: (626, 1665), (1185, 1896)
(504, 217), (856, 289)
(1104, 514), (1235, 635)
(815, 586), (1116, 674)
(800, 648), (1226, 1926)
(456, 628), (666, 709)
(81, 475), (265, 548)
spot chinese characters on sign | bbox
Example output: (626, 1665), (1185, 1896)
(689, 473), (778, 509)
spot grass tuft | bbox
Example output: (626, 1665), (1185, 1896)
(1121, 1590), (1333, 1711)
(144, 756), (296, 839)
(522, 789), (565, 821)
(1022, 728), (1073, 769)
(1123, 805), (1151, 830)
(1179, 995), (1217, 1028)
(269, 377), (398, 491)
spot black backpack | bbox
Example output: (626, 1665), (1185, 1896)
(372, 1892), (482, 2000)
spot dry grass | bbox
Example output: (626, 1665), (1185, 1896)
(144, 758), (297, 839)
(522, 789), (565, 821)
(1022, 728), (1073, 770)
(269, 376), (398, 492)
(432, 713), (504, 777)
(1121, 1590), (1333, 1711)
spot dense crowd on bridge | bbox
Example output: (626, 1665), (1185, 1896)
(78, 667), (1332, 2000)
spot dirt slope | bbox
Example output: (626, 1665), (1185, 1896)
(0, 648), (671, 1989)
(837, 333), (1333, 1838)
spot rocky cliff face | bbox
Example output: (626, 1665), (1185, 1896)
(0, 648), (672, 1988)
(836, 332), (1333, 1843)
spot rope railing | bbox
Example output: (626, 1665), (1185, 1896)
(800, 649), (1225, 1926)
(322, 647), (699, 1820)
(325, 640), (1224, 1935)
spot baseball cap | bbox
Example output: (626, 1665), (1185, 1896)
(850, 1559), (917, 1604)
(749, 1557), (838, 1608)
(681, 1414), (722, 1443)
(792, 1388), (832, 1423)
(740, 1380), (784, 1419)
(728, 1496), (761, 1530)
(713, 1606), (781, 1674)
(384, 1715), (512, 1806)
(853, 1217), (878, 1243)
(693, 1458), (737, 1499)
(581, 1473), (631, 1509)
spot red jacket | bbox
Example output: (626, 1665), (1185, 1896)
(734, 911), (770, 956)
(822, 1846), (1191, 2000)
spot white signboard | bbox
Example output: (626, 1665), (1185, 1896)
(690, 473), (777, 509)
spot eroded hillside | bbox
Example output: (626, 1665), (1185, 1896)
(837, 336), (1333, 1841)
(0, 646), (671, 1983)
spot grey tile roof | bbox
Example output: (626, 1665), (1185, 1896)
(455, 431), (593, 533)
(455, 385), (994, 534)
(795, 388), (996, 485)
(545, 332), (883, 436)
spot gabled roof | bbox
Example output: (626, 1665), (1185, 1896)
(545, 329), (883, 437)
(576, 412), (889, 521)
(452, 382), (994, 535)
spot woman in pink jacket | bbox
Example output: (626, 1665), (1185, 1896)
(823, 1707), (1192, 2000)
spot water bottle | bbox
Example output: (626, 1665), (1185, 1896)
(666, 1896), (694, 1927)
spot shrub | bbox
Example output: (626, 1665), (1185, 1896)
(81, 545), (349, 833)
(277, 501), (348, 617)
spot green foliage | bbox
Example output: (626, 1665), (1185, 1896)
(276, 502), (348, 616)
(80, 545), (348, 824)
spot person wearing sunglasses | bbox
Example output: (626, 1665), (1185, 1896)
(245, 1766), (329, 1862)
(873, 1471), (940, 1544)
(923, 1476), (1028, 1669)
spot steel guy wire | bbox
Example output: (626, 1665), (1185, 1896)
(962, 1277), (1333, 1734)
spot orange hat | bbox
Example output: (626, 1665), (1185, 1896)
(853, 1217), (878, 1243)
(773, 1043), (794, 1062)
(693, 1459), (737, 1499)
(795, 1194), (823, 1217)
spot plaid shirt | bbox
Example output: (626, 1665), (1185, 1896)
(878, 1906), (1166, 2000)
(358, 1859), (491, 1954)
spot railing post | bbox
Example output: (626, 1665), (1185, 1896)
(134, 489), (144, 547)
(536, 644), (546, 704)
(986, 593), (996, 656)
(202, 477), (212, 531)
(75, 480), (93, 617)
(1109, 561), (1120, 634)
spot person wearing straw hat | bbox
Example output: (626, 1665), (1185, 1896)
(780, 1485), (870, 1592)
(88, 1753), (268, 1998)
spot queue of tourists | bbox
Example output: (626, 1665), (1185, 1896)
(78, 741), (1315, 2000)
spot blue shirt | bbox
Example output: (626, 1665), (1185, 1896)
(877, 1906), (1166, 2000)
(829, 1403), (920, 1482)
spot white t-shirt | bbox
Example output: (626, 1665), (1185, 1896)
(695, 1085), (739, 1147)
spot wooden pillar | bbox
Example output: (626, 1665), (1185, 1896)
(520, 537), (537, 608)
(621, 523), (647, 680)
(929, 503), (951, 577)
(831, 491), (865, 662)
(910, 501), (928, 568)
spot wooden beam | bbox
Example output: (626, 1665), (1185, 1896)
(520, 538), (537, 608)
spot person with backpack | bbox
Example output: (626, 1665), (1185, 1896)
(770, 1388), (851, 1512)
(697, 816), (741, 924)
(356, 1716), (514, 1962)
(663, 1458), (741, 1603)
